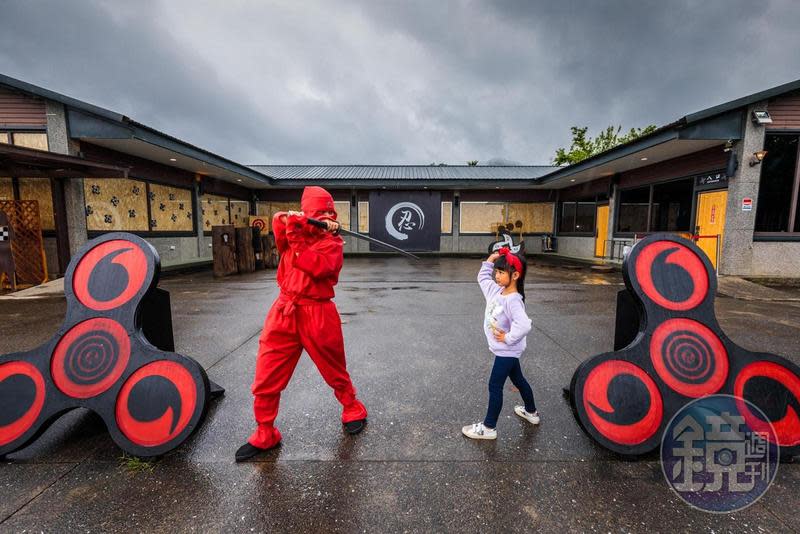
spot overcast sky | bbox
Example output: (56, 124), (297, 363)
(1, 0), (800, 166)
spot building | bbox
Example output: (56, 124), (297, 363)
(1, 73), (800, 279)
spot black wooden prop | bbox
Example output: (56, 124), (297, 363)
(613, 289), (640, 351)
(141, 287), (225, 399)
(0, 233), (215, 457)
(569, 233), (800, 457)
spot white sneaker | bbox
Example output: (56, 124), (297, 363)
(514, 406), (540, 425)
(461, 422), (497, 440)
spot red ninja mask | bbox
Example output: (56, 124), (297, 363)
(301, 186), (337, 221)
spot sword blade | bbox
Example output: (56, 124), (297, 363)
(338, 228), (421, 260)
(306, 217), (420, 259)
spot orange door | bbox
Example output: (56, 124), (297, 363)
(695, 190), (728, 269)
(595, 204), (609, 257)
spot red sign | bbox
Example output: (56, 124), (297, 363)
(742, 198), (753, 212)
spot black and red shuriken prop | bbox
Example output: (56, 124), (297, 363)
(569, 233), (800, 457)
(0, 233), (213, 458)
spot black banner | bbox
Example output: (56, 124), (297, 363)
(368, 191), (441, 251)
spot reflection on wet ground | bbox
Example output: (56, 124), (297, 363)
(0, 257), (797, 532)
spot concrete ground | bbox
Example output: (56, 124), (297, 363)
(0, 257), (798, 533)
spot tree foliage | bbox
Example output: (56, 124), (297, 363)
(466, 160), (479, 166)
(553, 125), (657, 166)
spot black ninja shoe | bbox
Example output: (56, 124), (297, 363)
(344, 419), (367, 435)
(235, 441), (279, 462)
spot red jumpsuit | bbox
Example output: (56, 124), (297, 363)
(248, 187), (368, 449)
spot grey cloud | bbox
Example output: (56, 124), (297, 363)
(1, 0), (799, 165)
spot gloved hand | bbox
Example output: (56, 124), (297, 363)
(286, 211), (309, 253)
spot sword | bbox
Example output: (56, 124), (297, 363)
(307, 218), (420, 260)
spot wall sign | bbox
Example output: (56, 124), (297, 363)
(742, 197), (753, 212)
(695, 172), (728, 188)
(368, 191), (441, 251)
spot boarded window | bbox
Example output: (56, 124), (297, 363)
(254, 201), (301, 232)
(18, 178), (55, 230)
(506, 203), (554, 233)
(0, 133), (9, 144)
(84, 178), (149, 232)
(461, 202), (554, 234)
(441, 201), (453, 233)
(149, 183), (193, 232)
(333, 201), (351, 230)
(230, 200), (250, 228)
(12, 132), (48, 151)
(202, 194), (231, 231)
(358, 201), (369, 233)
(0, 177), (12, 200)
(460, 202), (506, 234)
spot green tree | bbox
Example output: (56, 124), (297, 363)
(553, 124), (657, 165)
(467, 160), (479, 166)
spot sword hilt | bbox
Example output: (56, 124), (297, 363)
(306, 217), (340, 235)
(306, 217), (328, 229)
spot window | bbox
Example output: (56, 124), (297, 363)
(254, 201), (301, 232)
(575, 202), (595, 232)
(0, 178), (13, 200)
(18, 178), (55, 230)
(460, 202), (554, 234)
(560, 202), (577, 232)
(559, 200), (596, 233)
(441, 201), (453, 233)
(202, 194), (231, 231)
(358, 201), (369, 233)
(230, 200), (250, 227)
(85, 178), (195, 234)
(617, 186), (651, 233)
(84, 178), (149, 232)
(650, 178), (693, 232)
(460, 202), (505, 233)
(11, 133), (48, 151)
(334, 201), (351, 230)
(506, 203), (555, 233)
(149, 184), (193, 232)
(755, 134), (800, 233)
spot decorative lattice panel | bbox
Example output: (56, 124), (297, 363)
(0, 200), (47, 286)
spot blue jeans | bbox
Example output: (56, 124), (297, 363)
(483, 355), (536, 429)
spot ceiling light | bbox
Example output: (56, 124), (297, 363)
(169, 158), (177, 162)
(570, 179), (576, 182)
(237, 179), (242, 182)
(640, 157), (648, 161)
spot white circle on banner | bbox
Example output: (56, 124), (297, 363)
(385, 202), (425, 241)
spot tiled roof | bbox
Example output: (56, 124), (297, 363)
(250, 165), (557, 181)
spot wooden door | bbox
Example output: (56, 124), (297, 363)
(595, 204), (609, 257)
(695, 190), (728, 269)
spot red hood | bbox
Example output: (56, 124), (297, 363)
(301, 186), (337, 220)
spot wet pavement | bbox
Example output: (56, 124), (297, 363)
(0, 257), (799, 532)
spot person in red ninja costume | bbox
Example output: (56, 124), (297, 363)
(236, 186), (368, 461)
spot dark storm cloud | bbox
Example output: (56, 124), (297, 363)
(1, 0), (799, 165)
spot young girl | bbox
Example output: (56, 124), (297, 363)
(462, 247), (539, 440)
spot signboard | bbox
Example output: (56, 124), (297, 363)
(695, 172), (728, 188)
(742, 197), (753, 212)
(368, 191), (441, 251)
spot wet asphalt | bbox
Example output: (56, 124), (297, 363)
(0, 257), (798, 533)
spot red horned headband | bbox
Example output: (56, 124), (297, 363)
(497, 247), (522, 272)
